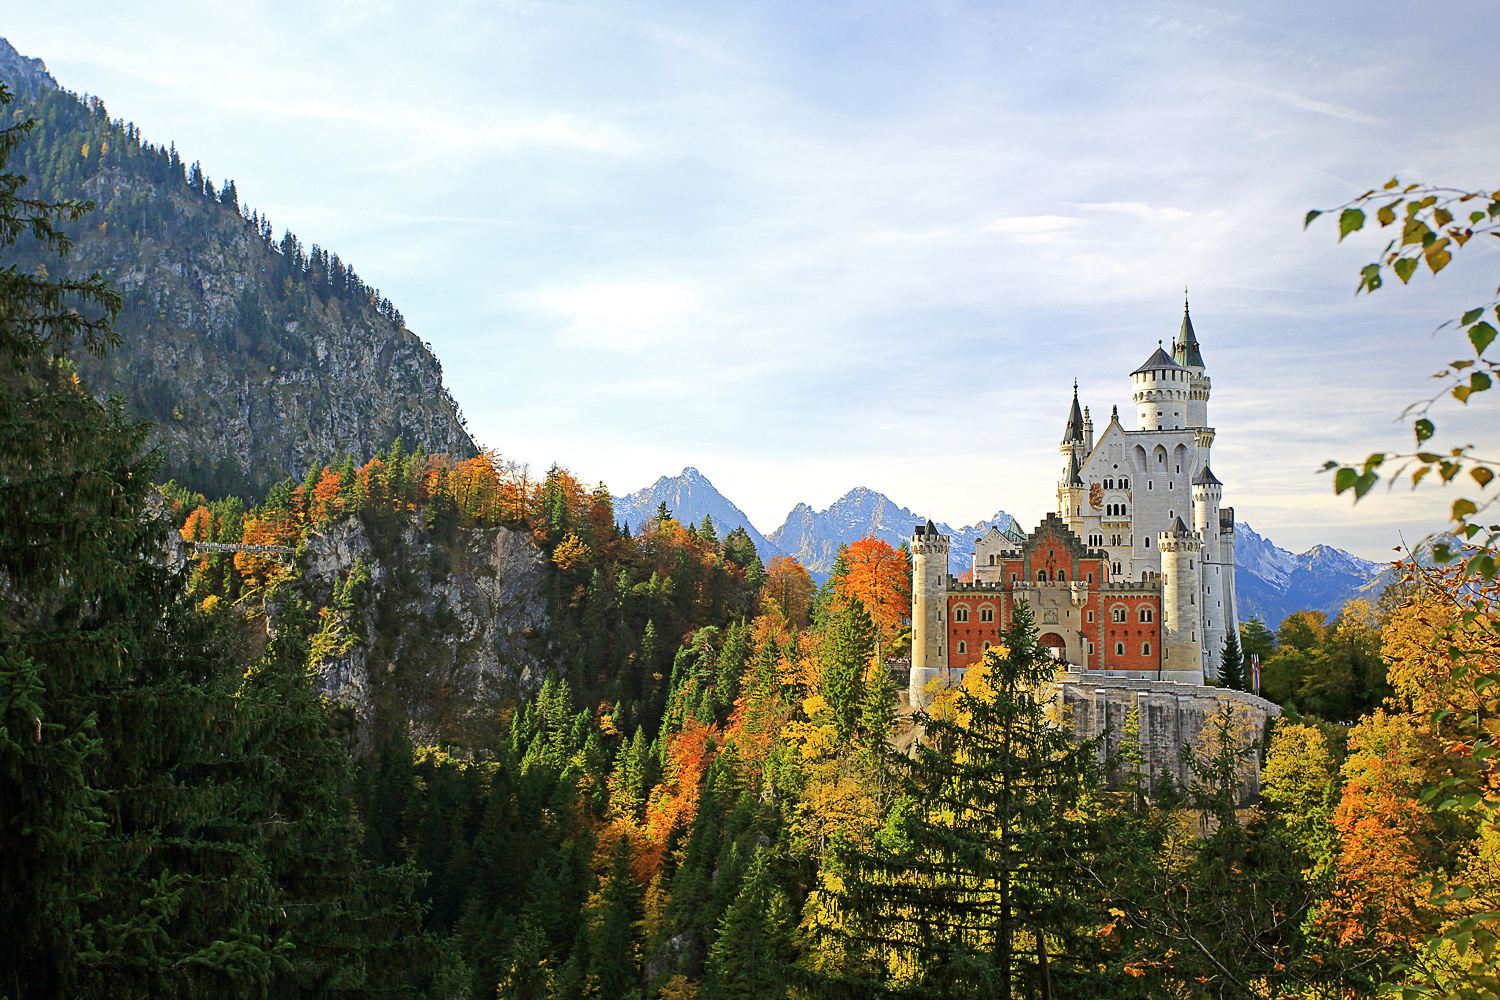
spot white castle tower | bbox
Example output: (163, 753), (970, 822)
(1159, 517), (1204, 684)
(909, 520), (950, 708)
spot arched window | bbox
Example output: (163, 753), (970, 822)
(1113, 561), (1122, 575)
(957, 641), (967, 654)
(1112, 607), (1126, 623)
(1143, 642), (1152, 656)
(1037, 570), (1047, 582)
(1058, 570), (1067, 582)
(954, 607), (969, 622)
(979, 606), (994, 622)
(982, 640), (991, 651)
(1114, 642), (1125, 655)
(1120, 477), (1129, 488)
(1138, 607), (1154, 623)
(988, 553), (996, 565)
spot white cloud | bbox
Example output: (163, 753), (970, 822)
(534, 282), (699, 352)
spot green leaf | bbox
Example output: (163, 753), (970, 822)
(1470, 321), (1497, 357)
(1303, 209), (1322, 229)
(1394, 257), (1419, 283)
(1334, 467), (1357, 494)
(1384, 177), (1400, 190)
(1472, 371), (1493, 395)
(1415, 418), (1436, 443)
(1436, 207), (1454, 226)
(1355, 470), (1378, 499)
(1463, 308), (1484, 325)
(1358, 262), (1383, 293)
(1454, 498), (1479, 521)
(1363, 452), (1387, 473)
(1339, 208), (1366, 240)
(1377, 204), (1396, 226)
(1474, 467), (1495, 488)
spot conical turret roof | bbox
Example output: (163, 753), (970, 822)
(1131, 345), (1186, 376)
(1192, 465), (1222, 486)
(1173, 516), (1189, 533)
(1061, 381), (1084, 442)
(1066, 451), (1083, 486)
(1175, 299), (1204, 368)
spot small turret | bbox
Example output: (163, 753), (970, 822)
(910, 521), (951, 708)
(1083, 406), (1094, 454)
(1131, 342), (1190, 431)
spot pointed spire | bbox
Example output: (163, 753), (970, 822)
(1110, 404), (1120, 424)
(1062, 380), (1084, 443)
(1175, 292), (1204, 368)
(1067, 451), (1083, 486)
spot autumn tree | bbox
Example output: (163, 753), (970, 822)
(761, 555), (815, 628)
(841, 536), (912, 660)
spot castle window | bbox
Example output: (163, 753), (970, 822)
(1087, 610), (1094, 623)
(1143, 642), (1152, 656)
(954, 607), (969, 622)
(1139, 608), (1154, 623)
(1087, 572), (1094, 584)
(979, 607), (994, 622)
(1115, 642), (1125, 655)
(1088, 642), (1095, 655)
(1145, 537), (1151, 548)
(1113, 562), (1122, 575)
(982, 640), (991, 651)
(1038, 571), (1047, 582)
(957, 641), (966, 654)
(1121, 477), (1129, 488)
(989, 554), (996, 565)
(1058, 571), (1067, 582)
(1112, 608), (1126, 623)
(1010, 573), (1017, 584)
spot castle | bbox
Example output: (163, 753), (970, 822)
(909, 300), (1243, 705)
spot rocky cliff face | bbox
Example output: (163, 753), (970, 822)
(0, 38), (476, 498)
(274, 514), (551, 748)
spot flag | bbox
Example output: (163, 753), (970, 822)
(1250, 653), (1261, 696)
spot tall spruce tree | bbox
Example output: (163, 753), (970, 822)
(706, 850), (794, 1000)
(819, 596), (876, 740)
(1220, 628), (1245, 690)
(817, 600), (1117, 999)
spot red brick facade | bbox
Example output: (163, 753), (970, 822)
(946, 514), (1163, 675)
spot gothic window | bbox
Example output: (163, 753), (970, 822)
(957, 641), (966, 654)
(1139, 608), (1154, 623)
(1112, 607), (1126, 623)
(1037, 570), (1047, 582)
(982, 640), (991, 651)
(1113, 561), (1122, 575)
(979, 607), (994, 622)
(1058, 571), (1067, 582)
(1114, 642), (1125, 655)
(1120, 477), (1129, 488)
(954, 607), (969, 622)
(1143, 640), (1153, 655)
(988, 554), (996, 565)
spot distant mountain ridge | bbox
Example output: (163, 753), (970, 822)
(0, 38), (476, 499)
(768, 486), (1015, 581)
(613, 468), (784, 561)
(616, 470), (1387, 618)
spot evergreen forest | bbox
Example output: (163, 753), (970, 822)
(9, 67), (1500, 1000)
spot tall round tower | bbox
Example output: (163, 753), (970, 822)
(1131, 344), (1191, 431)
(1174, 298), (1211, 429)
(1192, 466), (1225, 680)
(909, 521), (951, 709)
(1159, 517), (1204, 685)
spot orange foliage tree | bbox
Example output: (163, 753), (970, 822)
(761, 556), (815, 628)
(840, 536), (911, 653)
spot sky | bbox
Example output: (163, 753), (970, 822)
(8, 1), (1500, 560)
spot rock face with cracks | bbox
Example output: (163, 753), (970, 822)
(271, 513), (552, 749)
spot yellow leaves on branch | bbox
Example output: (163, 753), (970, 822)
(552, 533), (591, 572)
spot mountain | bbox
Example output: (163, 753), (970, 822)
(0, 39), (476, 500)
(614, 468), (783, 560)
(768, 486), (1015, 581)
(1233, 522), (1386, 627)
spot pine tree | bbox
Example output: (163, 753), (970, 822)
(1220, 628), (1245, 690)
(706, 850), (793, 1000)
(820, 596), (876, 739)
(822, 601), (1116, 998)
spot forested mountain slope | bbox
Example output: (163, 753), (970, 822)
(0, 39), (475, 498)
